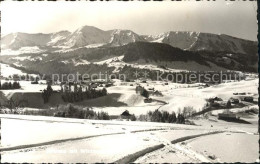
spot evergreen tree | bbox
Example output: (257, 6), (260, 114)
(8, 82), (12, 89)
(1, 82), (9, 89)
(102, 88), (107, 96)
(78, 85), (83, 101)
(60, 85), (64, 93)
(226, 100), (231, 109)
(17, 82), (21, 89)
(74, 84), (78, 92)
(42, 84), (53, 103)
(42, 89), (48, 103)
(170, 112), (177, 123)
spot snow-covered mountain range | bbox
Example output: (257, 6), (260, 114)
(1, 25), (257, 57)
(0, 25), (258, 73)
(1, 26), (147, 50)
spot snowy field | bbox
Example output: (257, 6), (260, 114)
(135, 132), (259, 163)
(0, 63), (28, 78)
(0, 114), (258, 163)
(0, 64), (258, 162)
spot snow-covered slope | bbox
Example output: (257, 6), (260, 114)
(47, 30), (71, 46)
(148, 31), (199, 50)
(1, 26), (148, 51)
(60, 25), (111, 47)
(2, 26), (257, 57)
(189, 33), (257, 55)
(57, 28), (146, 47)
(1, 32), (51, 50)
(144, 31), (257, 55)
(108, 29), (146, 46)
(1, 31), (71, 50)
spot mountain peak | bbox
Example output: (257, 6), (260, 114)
(76, 25), (104, 33)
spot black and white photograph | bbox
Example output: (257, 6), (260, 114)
(0, 0), (259, 163)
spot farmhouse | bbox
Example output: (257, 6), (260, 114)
(120, 110), (132, 120)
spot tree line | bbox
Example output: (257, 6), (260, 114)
(0, 82), (21, 90)
(54, 104), (110, 120)
(138, 109), (185, 124)
(61, 86), (108, 103)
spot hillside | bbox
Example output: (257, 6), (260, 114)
(143, 31), (257, 56)
(1, 41), (257, 76)
(0, 42), (219, 75)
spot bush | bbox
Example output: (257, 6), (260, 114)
(185, 119), (196, 125)
(138, 114), (149, 121)
(130, 114), (137, 121)
(182, 106), (196, 118)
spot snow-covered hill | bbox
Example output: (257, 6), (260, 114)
(143, 31), (199, 50)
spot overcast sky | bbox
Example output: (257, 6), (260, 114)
(1, 0), (257, 41)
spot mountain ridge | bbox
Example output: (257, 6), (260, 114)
(1, 25), (257, 56)
(1, 25), (257, 72)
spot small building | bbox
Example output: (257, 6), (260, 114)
(218, 113), (238, 120)
(120, 110), (132, 120)
(218, 108), (238, 120)
(208, 97), (223, 103)
(105, 83), (113, 87)
(31, 81), (39, 84)
(148, 87), (154, 91)
(229, 97), (239, 104)
(144, 98), (152, 103)
(243, 96), (254, 102)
